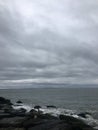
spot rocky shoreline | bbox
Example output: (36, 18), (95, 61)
(0, 97), (97, 130)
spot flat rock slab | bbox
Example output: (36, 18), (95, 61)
(0, 117), (26, 127)
(28, 120), (69, 130)
(0, 128), (24, 130)
(0, 113), (12, 119)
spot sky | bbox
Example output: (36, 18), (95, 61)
(0, 0), (98, 88)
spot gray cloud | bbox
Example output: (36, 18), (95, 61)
(0, 0), (98, 88)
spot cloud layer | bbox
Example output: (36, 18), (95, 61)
(0, 0), (98, 88)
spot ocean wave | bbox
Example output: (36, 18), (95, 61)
(12, 103), (98, 129)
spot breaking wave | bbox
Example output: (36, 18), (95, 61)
(13, 103), (98, 129)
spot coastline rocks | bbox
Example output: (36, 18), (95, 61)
(29, 109), (38, 118)
(59, 114), (94, 130)
(38, 113), (58, 120)
(9, 108), (27, 116)
(0, 97), (12, 105)
(0, 128), (25, 130)
(0, 113), (95, 130)
(0, 117), (26, 127)
(28, 120), (69, 130)
(0, 97), (96, 130)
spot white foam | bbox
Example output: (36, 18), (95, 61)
(12, 104), (98, 129)
(41, 108), (98, 128)
(12, 103), (32, 112)
(79, 115), (98, 129)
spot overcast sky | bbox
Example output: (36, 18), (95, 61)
(0, 0), (98, 88)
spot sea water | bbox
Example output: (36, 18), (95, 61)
(0, 87), (98, 128)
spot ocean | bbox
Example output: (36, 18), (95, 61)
(0, 87), (98, 128)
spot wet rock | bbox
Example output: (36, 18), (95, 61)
(3, 105), (13, 113)
(0, 113), (12, 119)
(28, 120), (70, 130)
(59, 115), (94, 130)
(0, 128), (25, 130)
(78, 112), (91, 118)
(22, 118), (43, 128)
(38, 113), (58, 120)
(0, 97), (12, 105)
(0, 97), (96, 130)
(47, 105), (57, 109)
(28, 109), (38, 118)
(28, 109), (43, 119)
(34, 105), (41, 110)
(9, 108), (27, 116)
(0, 117), (26, 127)
(16, 101), (23, 104)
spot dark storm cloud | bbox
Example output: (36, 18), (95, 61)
(0, 0), (98, 88)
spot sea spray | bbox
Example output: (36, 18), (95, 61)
(12, 103), (98, 129)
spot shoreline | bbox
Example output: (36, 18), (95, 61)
(0, 97), (97, 130)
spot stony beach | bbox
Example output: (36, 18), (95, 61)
(0, 97), (97, 130)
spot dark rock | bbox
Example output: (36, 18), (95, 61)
(9, 108), (26, 116)
(28, 109), (43, 119)
(3, 105), (13, 113)
(16, 101), (23, 104)
(0, 97), (95, 130)
(59, 115), (94, 130)
(47, 105), (57, 109)
(34, 105), (41, 110)
(29, 109), (38, 117)
(23, 118), (43, 128)
(28, 120), (70, 130)
(29, 109), (38, 114)
(1, 127), (26, 130)
(38, 113), (58, 120)
(78, 112), (91, 118)
(0, 113), (12, 119)
(19, 108), (27, 113)
(0, 117), (26, 127)
(0, 97), (12, 105)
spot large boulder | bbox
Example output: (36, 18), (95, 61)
(59, 115), (94, 130)
(16, 101), (23, 104)
(0, 97), (12, 105)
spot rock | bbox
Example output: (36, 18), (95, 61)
(0, 97), (95, 130)
(0, 113), (12, 119)
(16, 101), (23, 104)
(59, 115), (94, 130)
(0, 128), (25, 130)
(28, 109), (43, 119)
(28, 109), (38, 118)
(28, 120), (70, 130)
(78, 112), (91, 118)
(29, 109), (38, 114)
(38, 113), (58, 120)
(34, 105), (41, 110)
(0, 117), (26, 127)
(0, 97), (12, 105)
(10, 108), (27, 116)
(3, 105), (13, 113)
(47, 105), (57, 109)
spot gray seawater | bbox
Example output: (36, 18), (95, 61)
(0, 88), (98, 119)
